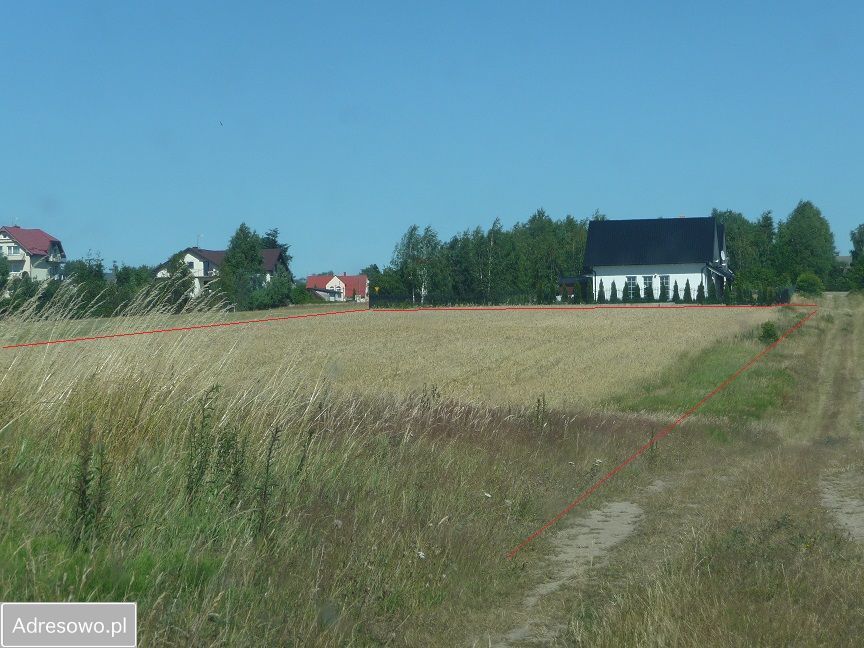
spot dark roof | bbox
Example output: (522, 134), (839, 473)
(192, 248), (226, 266)
(260, 249), (284, 273)
(584, 217), (721, 268)
(157, 247), (283, 272)
(1, 226), (65, 257)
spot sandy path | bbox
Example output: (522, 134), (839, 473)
(821, 470), (864, 542)
(479, 478), (669, 647)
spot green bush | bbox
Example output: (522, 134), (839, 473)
(759, 321), (779, 344)
(795, 272), (824, 297)
(683, 280), (693, 303)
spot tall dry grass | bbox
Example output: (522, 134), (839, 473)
(1, 284), (698, 646)
(0, 284), (823, 646)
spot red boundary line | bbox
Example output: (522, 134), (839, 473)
(505, 306), (819, 559)
(0, 308), (369, 350)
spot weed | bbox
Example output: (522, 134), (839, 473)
(69, 423), (110, 549)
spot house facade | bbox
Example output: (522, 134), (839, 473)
(305, 273), (369, 302)
(583, 216), (732, 301)
(156, 246), (287, 296)
(0, 226), (66, 281)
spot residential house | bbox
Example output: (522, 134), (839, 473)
(305, 273), (369, 302)
(156, 246), (287, 296)
(0, 226), (66, 281)
(583, 216), (733, 301)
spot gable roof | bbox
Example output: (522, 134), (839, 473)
(0, 226), (65, 257)
(341, 274), (368, 297)
(584, 217), (721, 268)
(159, 247), (284, 272)
(260, 249), (285, 274)
(305, 274), (333, 290)
(191, 248), (226, 266)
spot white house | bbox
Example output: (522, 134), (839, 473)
(583, 216), (733, 301)
(305, 273), (369, 302)
(0, 226), (66, 281)
(156, 246), (287, 296)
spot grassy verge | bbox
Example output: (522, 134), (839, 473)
(548, 295), (864, 647)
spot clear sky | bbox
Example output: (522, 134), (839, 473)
(2, 1), (862, 274)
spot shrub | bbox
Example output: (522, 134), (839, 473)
(683, 279), (693, 303)
(696, 281), (706, 304)
(672, 281), (680, 303)
(597, 280), (606, 303)
(707, 278), (718, 303)
(759, 321), (779, 344)
(610, 281), (619, 303)
(795, 272), (824, 297)
(659, 281), (669, 303)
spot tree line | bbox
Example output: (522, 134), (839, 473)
(364, 201), (864, 305)
(2, 203), (862, 317)
(0, 224), (312, 317)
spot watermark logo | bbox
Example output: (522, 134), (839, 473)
(1, 603), (136, 648)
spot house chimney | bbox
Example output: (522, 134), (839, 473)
(678, 214), (685, 219)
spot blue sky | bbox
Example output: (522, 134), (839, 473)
(1, 1), (862, 274)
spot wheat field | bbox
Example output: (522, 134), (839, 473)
(1, 304), (777, 411)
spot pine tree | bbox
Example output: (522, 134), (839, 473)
(620, 281), (629, 303)
(659, 280), (669, 303)
(632, 282), (641, 302)
(643, 281), (654, 302)
(610, 280), (619, 303)
(597, 280), (606, 303)
(672, 280), (680, 303)
(683, 279), (693, 303)
(696, 281), (706, 303)
(707, 277), (718, 303)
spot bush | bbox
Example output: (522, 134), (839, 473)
(683, 280), (693, 304)
(795, 272), (824, 297)
(609, 281), (619, 303)
(597, 280), (606, 303)
(759, 321), (779, 344)
(659, 281), (669, 303)
(672, 281), (680, 303)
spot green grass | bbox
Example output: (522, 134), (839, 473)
(610, 309), (808, 421)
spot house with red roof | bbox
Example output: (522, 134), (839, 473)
(0, 226), (66, 281)
(156, 246), (288, 296)
(306, 273), (369, 302)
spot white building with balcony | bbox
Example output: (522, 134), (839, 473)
(0, 226), (66, 281)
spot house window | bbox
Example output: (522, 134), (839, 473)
(659, 275), (670, 299)
(625, 276), (638, 299)
(10, 245), (19, 254)
(642, 276), (653, 298)
(187, 261), (195, 270)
